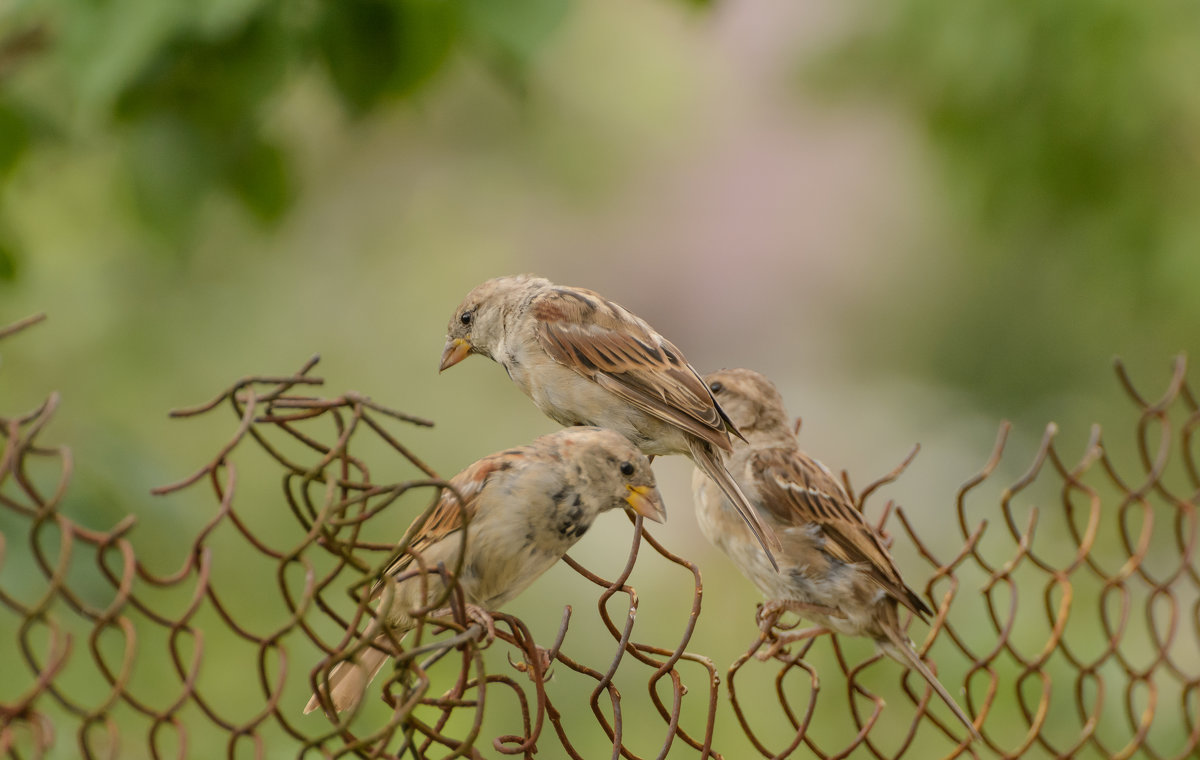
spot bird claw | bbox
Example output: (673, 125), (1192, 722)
(756, 599), (844, 632)
(432, 603), (496, 646)
(463, 604), (496, 645)
(756, 601), (782, 632)
(756, 626), (832, 661)
(755, 599), (842, 661)
(509, 645), (555, 682)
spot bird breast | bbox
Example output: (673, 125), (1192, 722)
(454, 522), (563, 610)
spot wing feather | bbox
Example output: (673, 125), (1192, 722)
(752, 448), (931, 618)
(369, 453), (513, 600)
(532, 287), (739, 451)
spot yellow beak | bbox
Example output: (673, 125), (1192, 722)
(439, 338), (472, 372)
(624, 484), (666, 524)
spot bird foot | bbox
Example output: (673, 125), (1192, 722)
(463, 604), (496, 644)
(432, 603), (496, 645)
(757, 626), (832, 661)
(756, 599), (844, 632)
(509, 645), (555, 682)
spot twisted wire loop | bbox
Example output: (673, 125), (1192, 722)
(0, 315), (718, 760)
(2, 312), (1197, 760)
(729, 355), (1199, 760)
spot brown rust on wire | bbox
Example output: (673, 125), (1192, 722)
(722, 354), (1199, 760)
(3, 314), (1200, 759)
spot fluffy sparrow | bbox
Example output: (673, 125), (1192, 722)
(439, 274), (780, 564)
(692, 368), (981, 741)
(305, 426), (665, 715)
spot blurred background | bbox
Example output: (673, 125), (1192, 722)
(2, 0), (1198, 756)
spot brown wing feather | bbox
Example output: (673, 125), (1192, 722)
(369, 454), (509, 600)
(752, 447), (931, 618)
(532, 286), (738, 451)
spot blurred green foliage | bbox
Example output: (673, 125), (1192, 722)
(2, 0), (1197, 756)
(0, 0), (574, 251)
(811, 0), (1200, 416)
(3, 0), (1194, 418)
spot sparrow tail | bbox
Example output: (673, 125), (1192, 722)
(878, 624), (982, 743)
(687, 437), (781, 568)
(304, 636), (393, 715)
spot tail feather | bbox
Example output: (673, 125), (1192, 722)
(687, 438), (782, 567)
(878, 624), (983, 743)
(304, 636), (394, 715)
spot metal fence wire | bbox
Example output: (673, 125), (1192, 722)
(1, 312), (1197, 760)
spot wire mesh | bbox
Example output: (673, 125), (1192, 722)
(1, 313), (1196, 759)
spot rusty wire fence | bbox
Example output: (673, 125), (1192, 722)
(1, 312), (1197, 759)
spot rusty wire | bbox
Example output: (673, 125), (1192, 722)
(1, 313), (1197, 759)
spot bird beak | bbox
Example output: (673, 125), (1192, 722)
(624, 484), (666, 523)
(439, 338), (472, 372)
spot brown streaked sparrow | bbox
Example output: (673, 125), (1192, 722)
(692, 368), (981, 741)
(304, 426), (665, 715)
(438, 274), (780, 565)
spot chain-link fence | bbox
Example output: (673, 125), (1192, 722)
(2, 313), (1196, 759)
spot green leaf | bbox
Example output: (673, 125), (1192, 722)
(463, 0), (569, 62)
(390, 0), (460, 96)
(317, 0), (460, 116)
(124, 116), (218, 241)
(196, 0), (275, 35)
(0, 102), (31, 179)
(58, 0), (193, 119)
(224, 137), (293, 223)
(115, 8), (290, 133)
(114, 8), (296, 237)
(0, 233), (18, 282)
(317, 0), (403, 114)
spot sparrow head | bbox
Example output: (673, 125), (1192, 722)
(703, 368), (791, 437)
(440, 274), (549, 372)
(551, 427), (666, 524)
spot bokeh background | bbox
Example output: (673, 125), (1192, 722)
(2, 0), (1198, 757)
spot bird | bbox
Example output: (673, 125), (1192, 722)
(304, 426), (666, 715)
(438, 274), (780, 565)
(691, 368), (981, 742)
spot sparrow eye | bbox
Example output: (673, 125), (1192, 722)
(619, 461), (635, 477)
(709, 381), (724, 394)
(459, 311), (473, 326)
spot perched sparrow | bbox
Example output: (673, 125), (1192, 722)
(692, 368), (981, 741)
(304, 426), (665, 715)
(439, 274), (780, 564)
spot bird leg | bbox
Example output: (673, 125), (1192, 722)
(757, 625), (832, 661)
(431, 603), (497, 645)
(463, 604), (496, 644)
(755, 599), (845, 661)
(756, 599), (844, 632)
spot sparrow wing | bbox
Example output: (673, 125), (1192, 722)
(751, 447), (931, 618)
(370, 451), (518, 600)
(532, 286), (740, 451)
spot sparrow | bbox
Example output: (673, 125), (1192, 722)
(304, 426), (665, 715)
(691, 368), (981, 741)
(438, 274), (780, 565)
